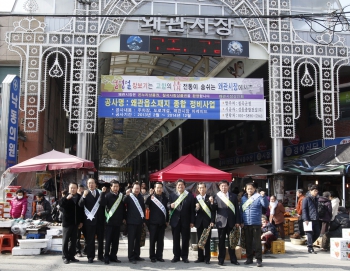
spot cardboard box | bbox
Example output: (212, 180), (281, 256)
(342, 229), (350, 239)
(330, 248), (350, 260)
(330, 238), (350, 251)
(12, 247), (41, 256)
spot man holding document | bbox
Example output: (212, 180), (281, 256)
(302, 185), (320, 254)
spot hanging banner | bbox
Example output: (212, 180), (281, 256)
(101, 75), (264, 99)
(0, 75), (20, 171)
(98, 97), (266, 121)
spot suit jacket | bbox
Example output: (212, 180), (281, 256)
(213, 192), (240, 228)
(124, 193), (145, 225)
(78, 190), (105, 226)
(168, 191), (195, 228)
(194, 194), (215, 228)
(146, 192), (169, 225)
(100, 191), (125, 226)
(59, 194), (84, 227)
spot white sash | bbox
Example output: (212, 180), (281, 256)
(105, 192), (123, 222)
(151, 195), (166, 217)
(130, 193), (144, 218)
(242, 193), (261, 212)
(217, 191), (235, 214)
(84, 190), (101, 221)
(170, 190), (189, 219)
(196, 194), (211, 219)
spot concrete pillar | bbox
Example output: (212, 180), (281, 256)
(272, 138), (284, 200)
(76, 133), (87, 159)
(145, 150), (149, 186)
(273, 174), (285, 201)
(203, 120), (209, 164)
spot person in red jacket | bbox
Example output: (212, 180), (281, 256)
(296, 189), (305, 236)
(10, 189), (28, 219)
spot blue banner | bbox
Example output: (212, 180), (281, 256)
(98, 97), (266, 121)
(6, 76), (20, 168)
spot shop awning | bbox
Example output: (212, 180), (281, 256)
(230, 165), (268, 179)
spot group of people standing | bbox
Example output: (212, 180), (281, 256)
(58, 178), (269, 267)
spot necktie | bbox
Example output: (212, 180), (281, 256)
(91, 190), (96, 197)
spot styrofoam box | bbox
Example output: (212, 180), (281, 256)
(50, 244), (62, 252)
(48, 225), (63, 230)
(0, 220), (14, 227)
(46, 236), (62, 245)
(18, 239), (48, 249)
(3, 213), (11, 218)
(342, 229), (350, 239)
(330, 238), (350, 251)
(330, 248), (350, 260)
(46, 229), (62, 236)
(12, 247), (41, 256)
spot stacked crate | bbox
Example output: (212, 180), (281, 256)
(330, 229), (350, 260)
(271, 240), (285, 254)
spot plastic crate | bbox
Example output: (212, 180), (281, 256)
(271, 240), (285, 254)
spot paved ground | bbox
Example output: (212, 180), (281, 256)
(0, 228), (349, 271)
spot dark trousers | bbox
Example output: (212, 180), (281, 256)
(319, 221), (330, 236)
(127, 223), (142, 260)
(218, 226), (237, 263)
(85, 224), (105, 259)
(76, 225), (86, 254)
(306, 220), (320, 248)
(62, 225), (78, 260)
(275, 223), (285, 239)
(104, 225), (120, 260)
(245, 225), (263, 262)
(197, 224), (211, 261)
(171, 221), (190, 260)
(149, 223), (166, 260)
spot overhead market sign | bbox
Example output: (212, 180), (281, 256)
(99, 76), (266, 121)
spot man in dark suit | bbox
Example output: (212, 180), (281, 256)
(214, 180), (240, 266)
(124, 182), (146, 264)
(100, 180), (125, 264)
(168, 179), (195, 263)
(145, 182), (169, 263)
(78, 178), (106, 263)
(59, 182), (84, 264)
(194, 182), (215, 264)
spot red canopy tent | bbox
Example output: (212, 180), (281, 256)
(149, 154), (231, 182)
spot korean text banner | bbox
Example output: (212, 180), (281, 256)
(101, 76), (264, 99)
(98, 97), (266, 121)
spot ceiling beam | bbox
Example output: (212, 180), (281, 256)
(109, 63), (185, 76)
(188, 57), (204, 76)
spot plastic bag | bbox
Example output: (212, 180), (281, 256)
(11, 219), (29, 236)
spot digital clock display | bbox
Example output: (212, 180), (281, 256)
(149, 36), (222, 57)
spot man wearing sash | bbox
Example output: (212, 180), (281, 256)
(168, 179), (195, 263)
(241, 182), (269, 267)
(194, 182), (215, 264)
(124, 182), (146, 264)
(78, 178), (106, 263)
(100, 180), (125, 264)
(145, 182), (169, 263)
(214, 180), (240, 266)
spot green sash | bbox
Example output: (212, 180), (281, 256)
(105, 193), (123, 223)
(197, 195), (211, 219)
(242, 193), (260, 212)
(170, 190), (189, 219)
(217, 191), (235, 214)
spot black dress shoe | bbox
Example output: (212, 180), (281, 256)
(157, 258), (165, 262)
(136, 257), (145, 261)
(308, 248), (317, 254)
(205, 261), (210, 264)
(129, 260), (137, 264)
(195, 259), (204, 263)
(218, 261), (225, 266)
(98, 257), (104, 262)
(110, 259), (121, 263)
(151, 259), (157, 263)
(70, 258), (79, 262)
(231, 261), (240, 265)
(171, 258), (180, 263)
(257, 261), (263, 267)
(63, 259), (70, 264)
(183, 259), (190, 263)
(104, 259), (110, 265)
(244, 260), (253, 265)
(88, 258), (94, 263)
